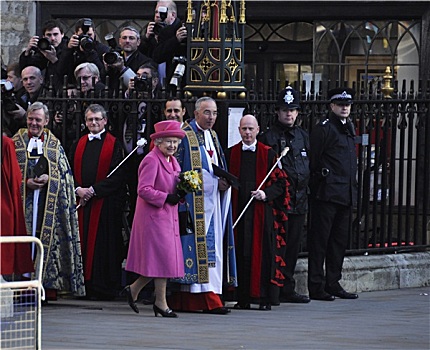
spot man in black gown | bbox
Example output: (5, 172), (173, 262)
(69, 104), (127, 299)
(227, 115), (289, 310)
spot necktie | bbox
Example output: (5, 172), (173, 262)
(242, 144), (256, 152)
(88, 133), (101, 141)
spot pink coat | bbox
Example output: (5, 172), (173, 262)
(126, 147), (184, 278)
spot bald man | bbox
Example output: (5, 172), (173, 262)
(6, 66), (45, 133)
(226, 115), (289, 310)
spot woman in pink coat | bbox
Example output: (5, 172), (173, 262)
(124, 120), (185, 317)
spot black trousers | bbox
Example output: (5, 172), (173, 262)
(307, 199), (351, 295)
(281, 213), (306, 296)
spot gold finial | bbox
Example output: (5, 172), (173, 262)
(239, 0), (246, 24)
(205, 0), (211, 24)
(220, 0), (227, 23)
(227, 1), (236, 23)
(381, 66), (394, 99)
(187, 0), (193, 23)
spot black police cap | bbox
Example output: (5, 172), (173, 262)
(276, 86), (300, 110)
(328, 87), (355, 104)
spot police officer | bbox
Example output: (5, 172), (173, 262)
(259, 86), (311, 304)
(307, 87), (359, 301)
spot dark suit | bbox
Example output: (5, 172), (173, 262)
(307, 112), (358, 296)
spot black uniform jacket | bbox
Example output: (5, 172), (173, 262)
(259, 121), (310, 215)
(309, 112), (358, 207)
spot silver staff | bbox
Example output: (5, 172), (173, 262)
(232, 147), (289, 229)
(76, 137), (147, 210)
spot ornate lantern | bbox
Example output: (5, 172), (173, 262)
(184, 0), (246, 97)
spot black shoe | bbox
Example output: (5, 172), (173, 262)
(121, 286), (139, 313)
(153, 304), (178, 317)
(270, 300), (280, 306)
(203, 307), (231, 314)
(233, 302), (251, 309)
(282, 292), (311, 303)
(258, 303), (271, 311)
(310, 292), (335, 301)
(326, 288), (358, 299)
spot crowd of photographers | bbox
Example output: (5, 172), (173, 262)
(1, 0), (187, 138)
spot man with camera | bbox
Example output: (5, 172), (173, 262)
(151, 1), (188, 92)
(139, 1), (179, 85)
(123, 63), (160, 155)
(138, 1), (173, 58)
(19, 19), (68, 94)
(104, 26), (154, 95)
(1, 63), (26, 136)
(57, 18), (110, 88)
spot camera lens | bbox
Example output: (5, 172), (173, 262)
(134, 78), (148, 92)
(80, 36), (94, 51)
(153, 22), (166, 36)
(104, 51), (120, 64)
(37, 38), (51, 50)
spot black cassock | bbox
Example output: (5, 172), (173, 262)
(69, 133), (127, 299)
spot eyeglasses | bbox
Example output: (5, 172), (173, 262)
(79, 75), (94, 81)
(86, 117), (105, 123)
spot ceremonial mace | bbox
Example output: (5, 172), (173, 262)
(232, 147), (289, 229)
(75, 138), (147, 210)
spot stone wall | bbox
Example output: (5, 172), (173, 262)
(294, 252), (430, 295)
(1, 0), (35, 67)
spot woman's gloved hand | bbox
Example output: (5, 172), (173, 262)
(166, 193), (181, 205)
(177, 189), (187, 198)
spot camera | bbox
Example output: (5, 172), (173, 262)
(77, 18), (94, 51)
(104, 51), (120, 65)
(170, 56), (187, 87)
(79, 35), (94, 51)
(1, 80), (19, 112)
(105, 32), (117, 49)
(134, 74), (152, 93)
(37, 37), (51, 51)
(103, 33), (121, 64)
(153, 6), (168, 35)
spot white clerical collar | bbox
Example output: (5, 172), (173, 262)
(88, 129), (106, 141)
(195, 122), (206, 132)
(27, 136), (43, 154)
(242, 140), (257, 152)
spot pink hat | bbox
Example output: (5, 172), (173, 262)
(150, 120), (186, 140)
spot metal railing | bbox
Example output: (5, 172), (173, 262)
(39, 78), (430, 256)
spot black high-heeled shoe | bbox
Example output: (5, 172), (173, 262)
(121, 286), (139, 314)
(153, 304), (178, 318)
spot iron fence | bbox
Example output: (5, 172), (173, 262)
(39, 78), (430, 256)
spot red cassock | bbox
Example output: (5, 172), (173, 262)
(1, 136), (34, 275)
